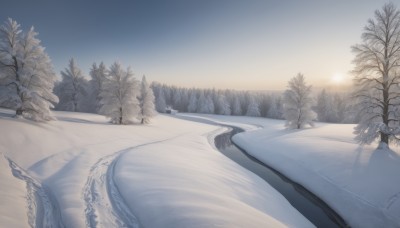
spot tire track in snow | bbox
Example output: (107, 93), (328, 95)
(83, 136), (184, 228)
(5, 156), (65, 228)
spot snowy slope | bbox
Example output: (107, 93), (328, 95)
(179, 113), (400, 227)
(0, 108), (312, 227)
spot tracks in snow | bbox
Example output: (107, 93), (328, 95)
(83, 147), (139, 228)
(83, 137), (181, 228)
(5, 156), (64, 228)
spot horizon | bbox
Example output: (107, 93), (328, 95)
(0, 0), (389, 90)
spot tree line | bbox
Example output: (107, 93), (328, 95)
(54, 59), (156, 124)
(151, 80), (356, 124)
(0, 2), (399, 148)
(0, 18), (156, 124)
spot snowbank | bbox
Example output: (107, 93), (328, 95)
(0, 109), (312, 227)
(180, 113), (400, 227)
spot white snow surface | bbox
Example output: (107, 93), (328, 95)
(179, 113), (400, 228)
(0, 108), (312, 228)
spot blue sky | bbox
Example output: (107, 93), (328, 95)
(0, 0), (391, 90)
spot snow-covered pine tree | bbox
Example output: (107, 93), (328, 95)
(267, 95), (280, 119)
(205, 95), (215, 114)
(0, 18), (58, 121)
(246, 95), (261, 117)
(180, 89), (189, 112)
(56, 58), (88, 112)
(216, 94), (231, 115)
(332, 93), (347, 123)
(88, 62), (107, 113)
(139, 75), (156, 124)
(100, 62), (140, 124)
(187, 91), (198, 113)
(197, 91), (207, 113)
(352, 3), (400, 148)
(259, 94), (272, 117)
(283, 73), (315, 129)
(231, 96), (242, 115)
(315, 89), (331, 122)
(155, 87), (167, 113)
(172, 88), (183, 111)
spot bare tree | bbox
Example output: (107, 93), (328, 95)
(352, 3), (400, 148)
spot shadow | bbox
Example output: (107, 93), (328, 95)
(367, 147), (400, 169)
(171, 114), (227, 126)
(351, 146), (365, 177)
(56, 116), (111, 126)
(0, 110), (16, 118)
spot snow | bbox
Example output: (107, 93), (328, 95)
(179, 113), (400, 227)
(0, 154), (29, 227)
(0, 108), (312, 227)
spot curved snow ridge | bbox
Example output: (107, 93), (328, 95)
(83, 147), (139, 228)
(5, 155), (65, 228)
(84, 136), (185, 228)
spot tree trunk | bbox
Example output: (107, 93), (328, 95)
(380, 132), (389, 145)
(15, 108), (23, 116)
(119, 107), (123, 124)
(141, 118), (144, 124)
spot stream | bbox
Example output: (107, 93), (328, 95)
(214, 127), (348, 228)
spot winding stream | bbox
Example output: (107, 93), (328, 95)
(214, 127), (348, 228)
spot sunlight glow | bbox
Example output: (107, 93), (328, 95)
(331, 73), (345, 84)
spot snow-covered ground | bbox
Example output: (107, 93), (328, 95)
(0, 108), (313, 227)
(179, 113), (400, 228)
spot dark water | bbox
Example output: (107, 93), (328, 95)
(214, 127), (348, 228)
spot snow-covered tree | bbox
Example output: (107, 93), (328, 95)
(88, 62), (107, 113)
(315, 89), (331, 122)
(267, 95), (284, 119)
(0, 18), (58, 121)
(172, 89), (183, 111)
(155, 88), (167, 113)
(352, 3), (400, 148)
(100, 62), (140, 124)
(231, 96), (242, 115)
(332, 93), (348, 123)
(187, 91), (198, 113)
(197, 91), (207, 113)
(283, 73), (315, 129)
(180, 89), (189, 112)
(216, 94), (231, 115)
(139, 75), (156, 124)
(205, 95), (215, 114)
(246, 95), (261, 117)
(259, 94), (272, 117)
(56, 58), (88, 112)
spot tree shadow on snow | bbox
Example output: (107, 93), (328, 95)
(56, 116), (112, 125)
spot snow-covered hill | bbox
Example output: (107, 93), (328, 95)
(0, 109), (312, 227)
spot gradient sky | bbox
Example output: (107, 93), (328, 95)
(0, 0), (391, 90)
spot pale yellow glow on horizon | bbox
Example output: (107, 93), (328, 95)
(330, 73), (345, 84)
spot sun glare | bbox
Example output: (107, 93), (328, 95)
(331, 73), (344, 84)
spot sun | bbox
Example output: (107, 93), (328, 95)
(331, 73), (344, 84)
